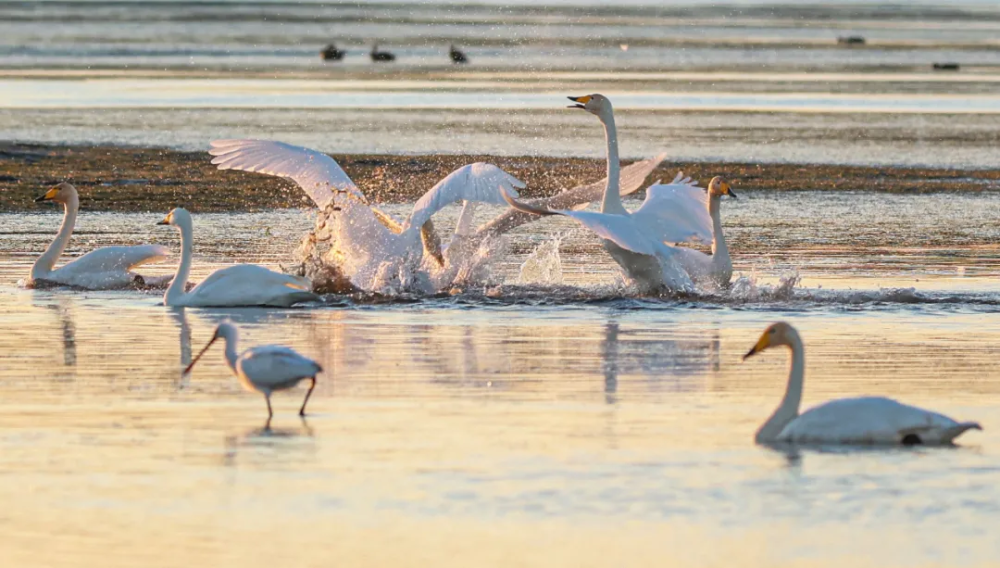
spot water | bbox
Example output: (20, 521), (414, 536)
(1, 192), (999, 565)
(4, 0), (1000, 166)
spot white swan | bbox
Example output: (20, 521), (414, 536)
(208, 139), (525, 293)
(673, 176), (737, 289)
(157, 208), (319, 307)
(743, 322), (982, 445)
(28, 182), (171, 290)
(500, 94), (714, 293)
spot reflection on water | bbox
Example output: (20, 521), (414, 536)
(1, 199), (999, 566)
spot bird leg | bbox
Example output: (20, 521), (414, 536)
(299, 377), (316, 417)
(265, 394), (274, 419)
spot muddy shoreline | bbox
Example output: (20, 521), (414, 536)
(2, 142), (998, 213)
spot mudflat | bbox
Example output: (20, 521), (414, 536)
(2, 142), (998, 213)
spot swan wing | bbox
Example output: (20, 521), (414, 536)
(186, 265), (316, 307)
(209, 139), (359, 208)
(238, 345), (322, 388)
(629, 182), (713, 245)
(404, 163), (526, 231)
(473, 154), (668, 237)
(778, 397), (982, 445)
(48, 244), (171, 288)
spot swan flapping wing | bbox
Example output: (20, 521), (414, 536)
(474, 154), (667, 238)
(405, 163), (526, 231)
(209, 140), (359, 209)
(630, 181), (713, 245)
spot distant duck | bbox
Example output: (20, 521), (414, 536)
(449, 44), (468, 64)
(320, 43), (345, 61)
(837, 36), (866, 45)
(933, 62), (960, 71)
(370, 44), (395, 62)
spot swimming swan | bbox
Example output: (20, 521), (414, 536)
(673, 176), (737, 289)
(743, 322), (982, 445)
(157, 208), (319, 307)
(208, 139), (525, 292)
(500, 94), (714, 292)
(29, 182), (171, 290)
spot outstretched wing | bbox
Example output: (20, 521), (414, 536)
(499, 187), (658, 256)
(630, 181), (712, 245)
(474, 154), (668, 238)
(404, 163), (526, 231)
(209, 139), (359, 208)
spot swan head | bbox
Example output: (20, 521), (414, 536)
(34, 182), (78, 204)
(743, 321), (797, 360)
(156, 207), (192, 228)
(708, 176), (737, 200)
(567, 94), (612, 118)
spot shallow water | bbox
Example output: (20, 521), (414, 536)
(1, 192), (999, 565)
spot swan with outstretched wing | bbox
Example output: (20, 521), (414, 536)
(209, 139), (524, 293)
(500, 94), (715, 293)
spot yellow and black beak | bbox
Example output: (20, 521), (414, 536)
(726, 184), (738, 200)
(567, 95), (591, 109)
(156, 214), (172, 226)
(742, 332), (771, 361)
(34, 187), (59, 203)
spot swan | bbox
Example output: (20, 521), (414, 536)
(208, 139), (525, 293)
(673, 176), (737, 289)
(743, 322), (982, 445)
(499, 94), (714, 292)
(157, 207), (319, 307)
(28, 182), (171, 290)
(185, 321), (321, 427)
(370, 44), (395, 62)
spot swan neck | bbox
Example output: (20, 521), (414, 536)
(165, 219), (194, 305)
(32, 196), (78, 278)
(709, 195), (728, 258)
(755, 332), (805, 443)
(599, 110), (625, 215)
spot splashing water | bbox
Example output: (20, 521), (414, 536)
(518, 235), (565, 286)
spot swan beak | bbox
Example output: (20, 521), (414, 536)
(742, 333), (770, 361)
(567, 95), (590, 109)
(728, 189), (738, 200)
(156, 213), (172, 226)
(34, 187), (59, 202)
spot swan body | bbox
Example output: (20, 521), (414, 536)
(209, 139), (525, 292)
(500, 94), (714, 292)
(158, 208), (318, 307)
(185, 322), (321, 425)
(29, 182), (170, 290)
(743, 322), (982, 446)
(672, 176), (736, 289)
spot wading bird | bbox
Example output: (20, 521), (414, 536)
(29, 182), (171, 290)
(743, 322), (982, 445)
(320, 43), (345, 61)
(370, 44), (395, 62)
(157, 207), (319, 307)
(449, 44), (468, 64)
(185, 322), (321, 427)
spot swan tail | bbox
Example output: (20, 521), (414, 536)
(940, 422), (983, 443)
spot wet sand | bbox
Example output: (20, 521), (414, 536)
(3, 143), (999, 213)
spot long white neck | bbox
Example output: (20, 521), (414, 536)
(220, 331), (239, 372)
(755, 330), (805, 443)
(599, 110), (626, 215)
(32, 195), (79, 278)
(164, 218), (193, 305)
(709, 195), (730, 270)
